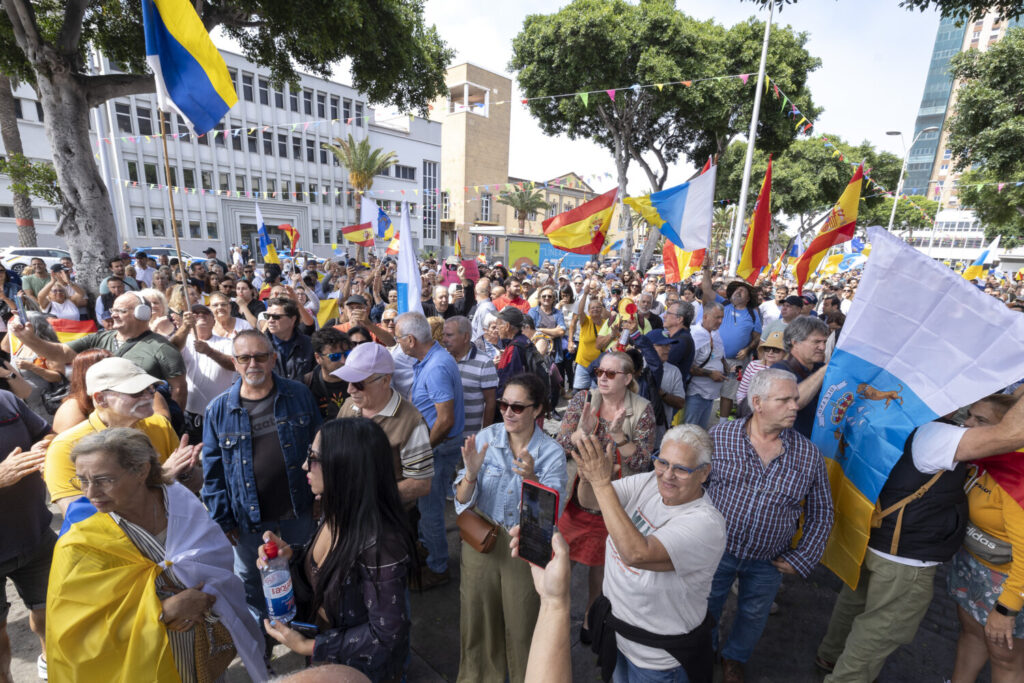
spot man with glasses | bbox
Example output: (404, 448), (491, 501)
(303, 327), (351, 419)
(704, 369), (833, 683)
(662, 300), (696, 385)
(43, 357), (198, 514)
(201, 329), (321, 618)
(264, 296), (315, 381)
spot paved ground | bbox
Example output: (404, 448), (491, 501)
(4, 412), (992, 681)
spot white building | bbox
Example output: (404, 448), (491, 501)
(0, 49), (441, 260)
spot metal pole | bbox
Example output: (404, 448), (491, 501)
(927, 184), (943, 257)
(886, 141), (908, 232)
(728, 4), (773, 276)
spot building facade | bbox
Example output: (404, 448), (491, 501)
(0, 49), (441, 260)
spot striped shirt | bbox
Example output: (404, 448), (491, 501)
(454, 345), (499, 435)
(705, 417), (834, 577)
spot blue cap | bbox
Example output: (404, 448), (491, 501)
(646, 329), (678, 346)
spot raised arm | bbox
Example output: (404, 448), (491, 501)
(955, 393), (1024, 462)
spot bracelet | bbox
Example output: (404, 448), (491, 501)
(614, 435), (630, 448)
(464, 476), (477, 485)
(994, 602), (1019, 617)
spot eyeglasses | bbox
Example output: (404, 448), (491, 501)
(265, 313), (291, 320)
(306, 446), (322, 468)
(234, 352), (272, 365)
(497, 400), (536, 414)
(70, 474), (123, 491)
(381, 318), (397, 326)
(650, 455), (707, 477)
(350, 374), (385, 391)
(594, 368), (629, 380)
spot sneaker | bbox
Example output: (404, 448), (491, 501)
(37, 655), (47, 680)
(417, 566), (450, 591)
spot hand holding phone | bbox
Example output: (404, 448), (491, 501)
(14, 294), (28, 325)
(518, 480), (560, 568)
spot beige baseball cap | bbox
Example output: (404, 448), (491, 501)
(85, 357), (161, 395)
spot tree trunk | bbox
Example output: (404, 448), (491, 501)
(0, 74), (37, 246)
(36, 69), (118, 296)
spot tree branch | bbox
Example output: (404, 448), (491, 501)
(57, 0), (89, 56)
(2, 0), (44, 59)
(82, 73), (156, 109)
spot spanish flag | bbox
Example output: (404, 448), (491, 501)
(341, 222), (375, 248)
(737, 158), (773, 284)
(455, 236), (463, 259)
(795, 164), (863, 293)
(386, 233), (400, 255)
(663, 246), (705, 284)
(543, 188), (617, 254)
(279, 223), (299, 256)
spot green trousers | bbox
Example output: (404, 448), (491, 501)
(457, 527), (540, 683)
(818, 550), (938, 682)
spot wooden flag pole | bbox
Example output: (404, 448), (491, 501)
(157, 109), (192, 307)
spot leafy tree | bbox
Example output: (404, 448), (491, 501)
(509, 0), (820, 269)
(0, 74), (53, 246)
(742, 0), (1023, 22)
(323, 134), (398, 260)
(858, 194), (939, 242)
(945, 27), (1024, 246)
(0, 0), (452, 292)
(497, 188), (551, 234)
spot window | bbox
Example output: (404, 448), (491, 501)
(480, 193), (492, 221)
(241, 74), (254, 102)
(197, 129), (209, 145)
(309, 183), (318, 204)
(281, 180), (291, 201)
(227, 68), (238, 89)
(258, 78), (269, 105)
(292, 136), (302, 159)
(13, 98), (22, 119)
(409, 203), (417, 216)
(115, 103), (133, 133)
(312, 226), (320, 244)
(323, 185), (330, 204)
(346, 190), (354, 207)
(395, 165), (416, 181)
(183, 168), (195, 189)
(175, 114), (190, 143)
(231, 125), (242, 151)
(135, 217), (146, 237)
(441, 191), (450, 219)
(236, 175), (246, 193)
(166, 165), (178, 186)
(215, 127), (226, 147)
(127, 161), (139, 184)
(317, 92), (326, 118)
(201, 170), (212, 190)
(267, 178), (276, 198)
(335, 187), (343, 206)
(289, 90), (298, 112)
(380, 200), (392, 213)
(330, 96), (339, 120)
(263, 131), (273, 155)
(943, 149), (952, 159)
(303, 90), (312, 115)
(136, 107), (153, 136)
(423, 161), (438, 240)
(252, 177), (261, 194)
(144, 163), (159, 185)
(376, 167), (390, 177)
(320, 145), (328, 165)
(207, 222), (218, 239)
(306, 138), (315, 162)
(295, 181), (304, 201)
(34, 101), (43, 122)
(247, 128), (258, 154)
(278, 134), (288, 157)
(189, 221), (201, 239)
(275, 88), (284, 109)
(355, 102), (364, 126)
(343, 98), (352, 121)
(151, 218), (165, 237)
(219, 172), (229, 192)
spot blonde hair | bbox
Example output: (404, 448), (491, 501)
(427, 315), (445, 342)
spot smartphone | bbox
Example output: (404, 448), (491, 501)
(289, 621), (319, 637)
(14, 294), (27, 325)
(518, 480), (560, 568)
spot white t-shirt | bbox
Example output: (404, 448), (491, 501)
(135, 265), (155, 287)
(687, 325), (725, 400)
(759, 299), (782, 324)
(867, 421), (965, 568)
(658, 362), (685, 426)
(46, 298), (80, 320)
(181, 332), (236, 414)
(603, 472), (726, 670)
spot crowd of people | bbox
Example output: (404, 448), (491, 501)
(0, 245), (1022, 683)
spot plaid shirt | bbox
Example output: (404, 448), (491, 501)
(706, 417), (834, 577)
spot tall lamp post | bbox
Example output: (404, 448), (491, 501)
(886, 126), (939, 232)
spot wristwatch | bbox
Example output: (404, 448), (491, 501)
(994, 602), (1019, 617)
(614, 434), (630, 448)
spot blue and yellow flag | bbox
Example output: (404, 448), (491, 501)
(255, 203), (280, 264)
(142, 0), (238, 134)
(963, 236), (1000, 280)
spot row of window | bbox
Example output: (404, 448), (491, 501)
(907, 236), (984, 249)
(132, 211), (419, 244)
(0, 205), (42, 218)
(230, 68), (366, 126)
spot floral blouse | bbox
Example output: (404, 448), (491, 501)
(556, 389), (656, 476)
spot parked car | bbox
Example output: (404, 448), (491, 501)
(0, 247), (71, 274)
(131, 246), (200, 264)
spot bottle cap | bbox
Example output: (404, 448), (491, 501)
(264, 541), (278, 559)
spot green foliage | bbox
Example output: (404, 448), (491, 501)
(741, 0), (1023, 22)
(859, 194), (939, 234)
(496, 188), (551, 223)
(956, 170), (1024, 245)
(509, 0), (821, 183)
(0, 153), (61, 206)
(322, 134), (398, 192)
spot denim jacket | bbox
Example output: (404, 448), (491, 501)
(201, 374), (322, 533)
(453, 423), (568, 530)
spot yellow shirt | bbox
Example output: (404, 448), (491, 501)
(967, 470), (1024, 611)
(44, 411), (179, 502)
(575, 316), (602, 370)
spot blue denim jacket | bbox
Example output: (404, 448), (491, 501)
(453, 423), (567, 530)
(201, 374), (322, 533)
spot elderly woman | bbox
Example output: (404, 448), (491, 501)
(2, 313), (65, 418)
(261, 418), (416, 681)
(454, 373), (567, 683)
(209, 291), (253, 340)
(949, 394), (1024, 683)
(474, 313), (502, 361)
(37, 277), (84, 320)
(138, 288), (176, 337)
(47, 428), (266, 682)
(555, 350), (656, 643)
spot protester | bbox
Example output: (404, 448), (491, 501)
(735, 330), (787, 410)
(701, 270), (762, 421)
(99, 256), (139, 294)
(264, 296), (316, 381)
(684, 302), (726, 429)
(442, 316), (498, 436)
(493, 277), (531, 313)
(761, 295), (803, 338)
(494, 306), (537, 396)
(771, 315), (829, 438)
(453, 372), (567, 683)
(646, 330), (687, 433)
(175, 304), (236, 444)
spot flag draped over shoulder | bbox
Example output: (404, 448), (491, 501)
(963, 236), (1000, 280)
(396, 202), (421, 313)
(811, 226), (1024, 589)
(737, 158), (772, 284)
(256, 203), (279, 264)
(542, 188), (617, 254)
(795, 164), (864, 293)
(141, 0), (237, 135)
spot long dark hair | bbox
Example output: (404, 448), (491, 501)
(313, 418), (415, 611)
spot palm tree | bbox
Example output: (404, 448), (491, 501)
(497, 187), (551, 235)
(711, 205), (734, 259)
(323, 134), (398, 259)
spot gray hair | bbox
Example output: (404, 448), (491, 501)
(138, 287), (168, 314)
(446, 315), (471, 337)
(661, 424), (713, 466)
(70, 427), (167, 489)
(702, 301), (724, 314)
(482, 312), (498, 328)
(748, 368), (798, 403)
(27, 312), (57, 342)
(433, 284), (449, 298)
(783, 315), (830, 351)
(233, 329), (274, 353)
(395, 312), (432, 344)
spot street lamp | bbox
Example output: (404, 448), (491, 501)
(886, 126), (939, 232)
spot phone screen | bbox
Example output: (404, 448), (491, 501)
(14, 295), (27, 325)
(519, 481), (559, 568)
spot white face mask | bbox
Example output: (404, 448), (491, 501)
(101, 389), (155, 420)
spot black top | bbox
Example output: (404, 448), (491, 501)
(304, 370), (349, 420)
(0, 390), (52, 563)
(241, 388), (292, 521)
(771, 357), (825, 438)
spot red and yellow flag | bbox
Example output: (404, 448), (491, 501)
(979, 450), (1024, 511)
(455, 236), (463, 259)
(795, 164), (864, 293)
(737, 158), (773, 284)
(542, 188), (617, 254)
(341, 222), (375, 248)
(664, 246), (704, 284)
(386, 232), (400, 255)
(278, 223), (299, 256)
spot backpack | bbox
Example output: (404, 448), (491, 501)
(513, 338), (558, 398)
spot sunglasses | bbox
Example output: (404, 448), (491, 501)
(234, 352), (272, 364)
(324, 351), (346, 362)
(594, 368), (629, 380)
(350, 374), (384, 391)
(265, 313), (289, 320)
(497, 400), (536, 414)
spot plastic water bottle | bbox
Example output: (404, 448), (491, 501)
(261, 541), (296, 622)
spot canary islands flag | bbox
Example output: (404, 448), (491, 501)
(543, 188), (617, 254)
(963, 235), (1000, 281)
(396, 202), (421, 313)
(811, 226), (1024, 589)
(141, 0), (237, 135)
(255, 203), (279, 264)
(648, 165), (717, 251)
(361, 195), (394, 239)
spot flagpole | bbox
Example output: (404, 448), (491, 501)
(728, 4), (773, 277)
(157, 109), (191, 303)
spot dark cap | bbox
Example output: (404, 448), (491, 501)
(497, 306), (526, 328)
(203, 247), (217, 255)
(345, 294), (368, 307)
(801, 292), (818, 305)
(783, 295), (805, 307)
(190, 303), (213, 316)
